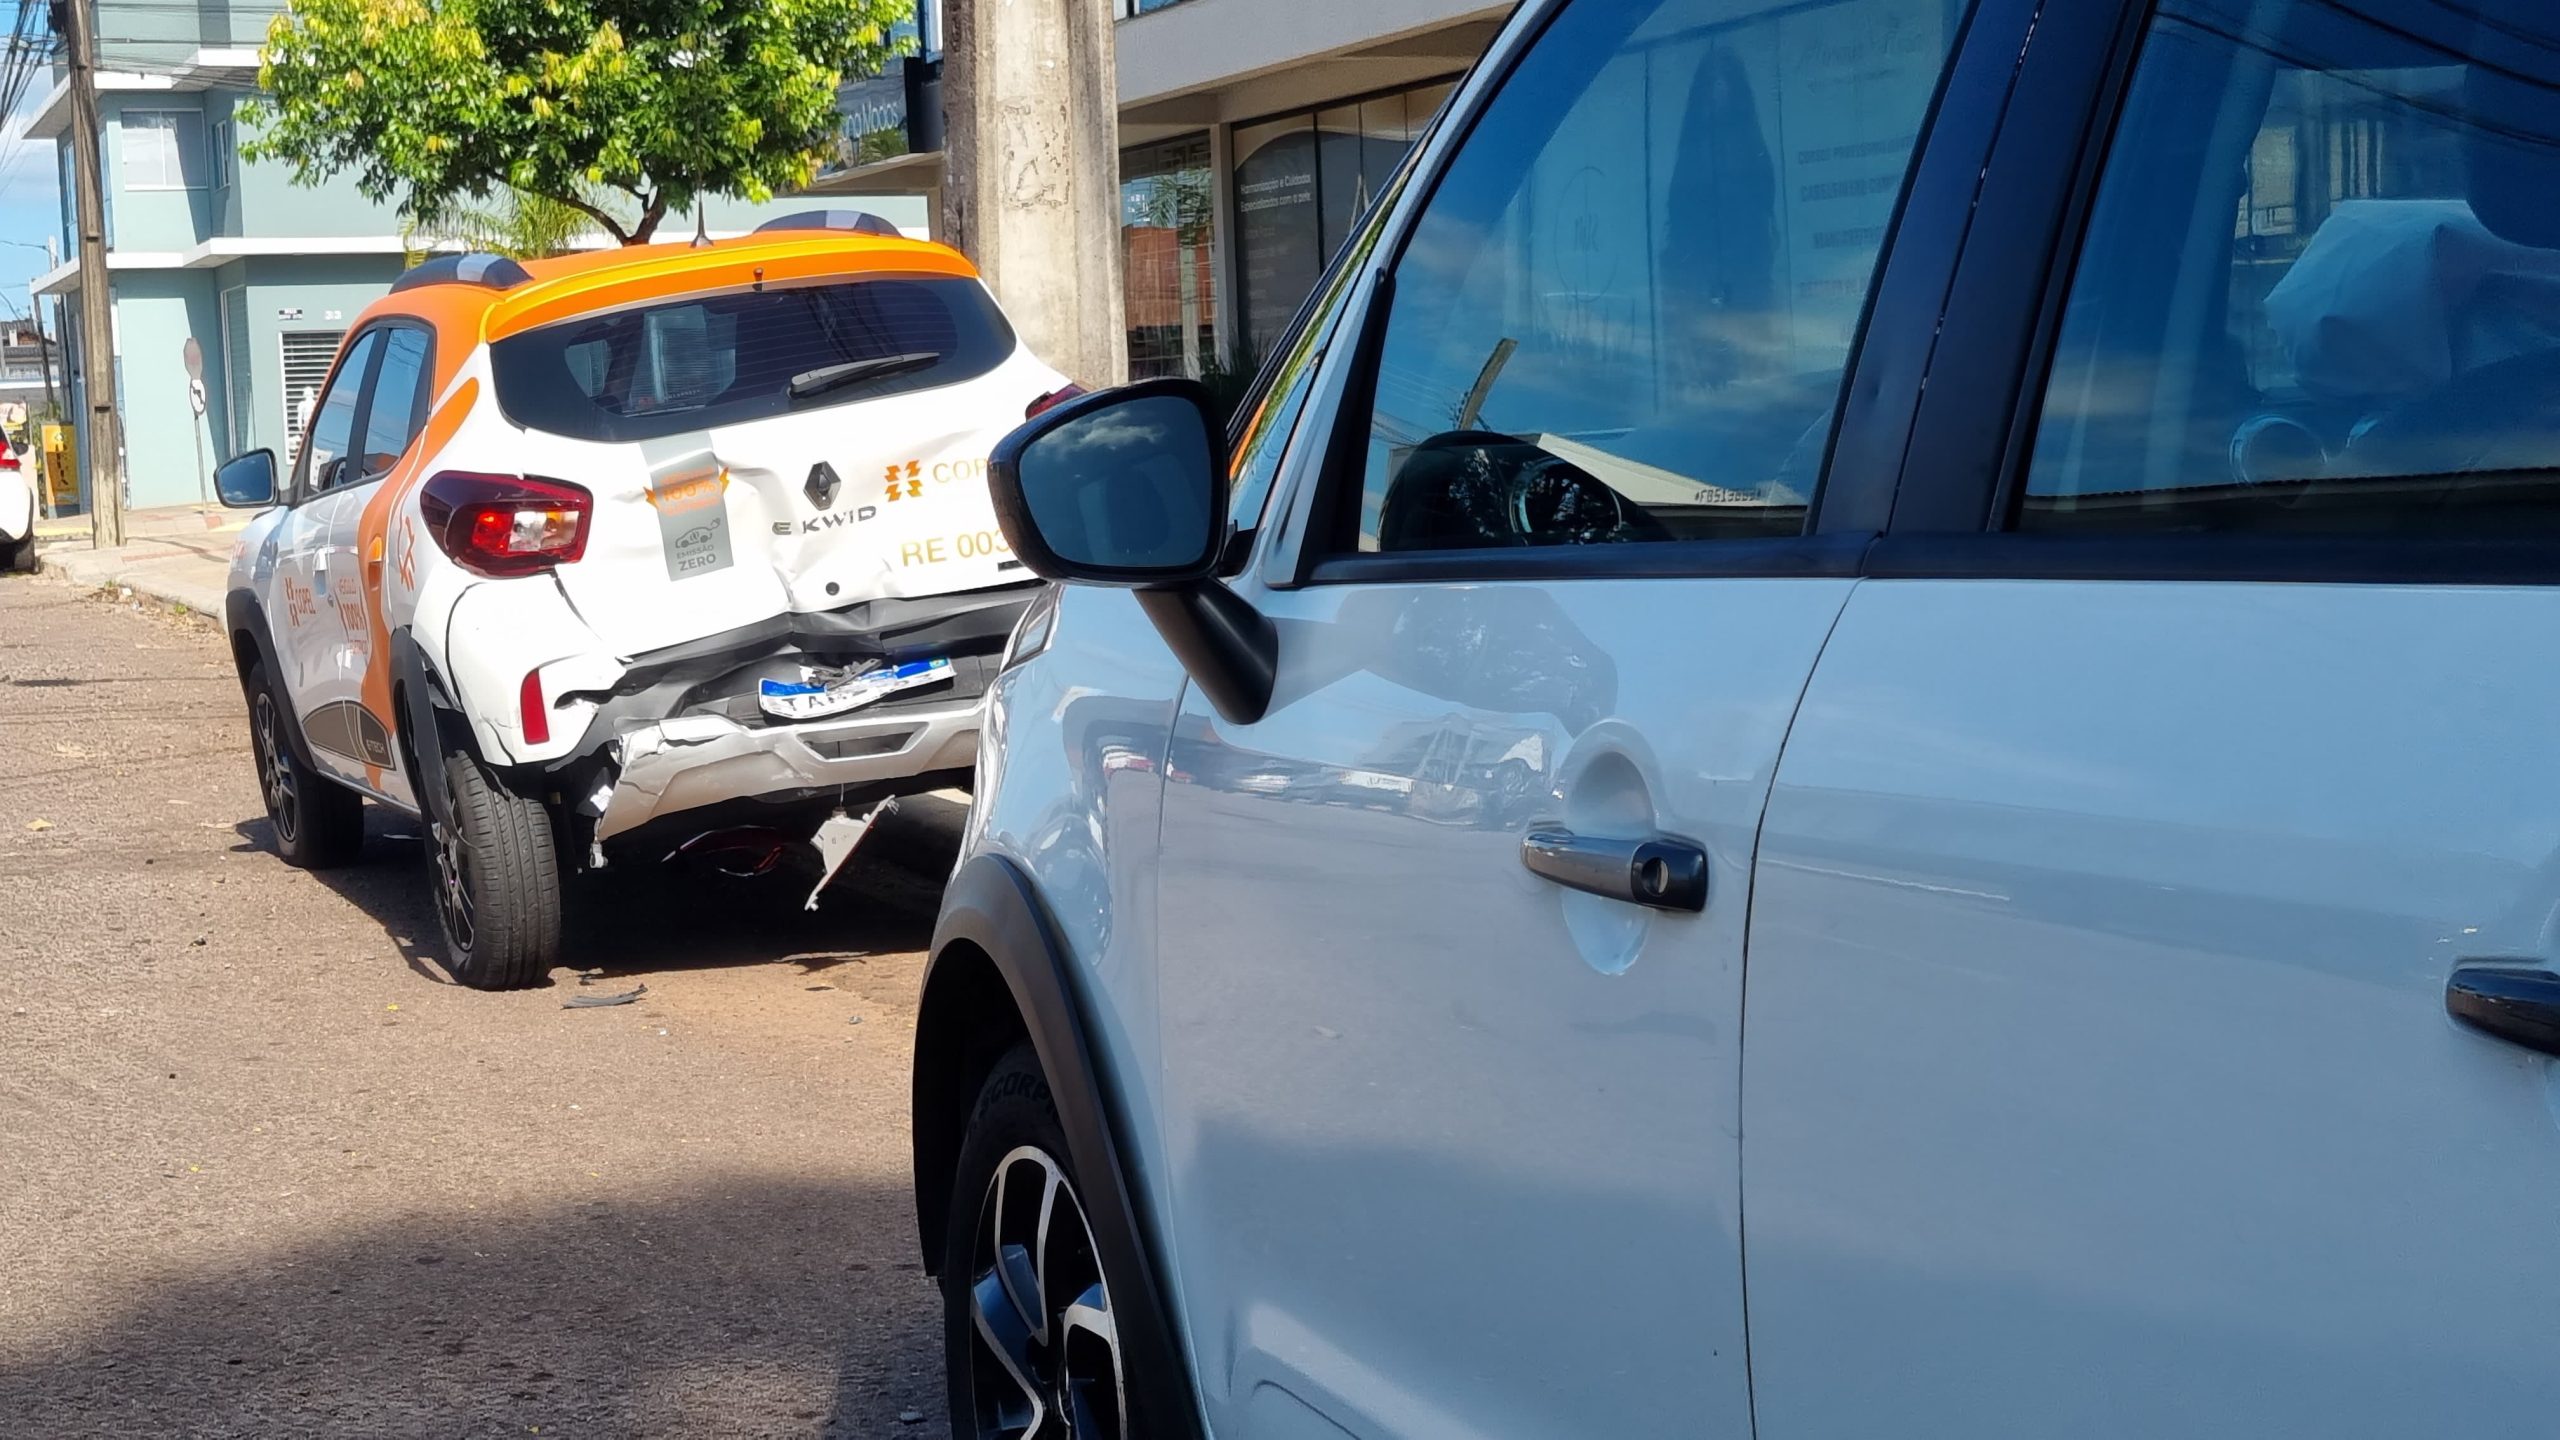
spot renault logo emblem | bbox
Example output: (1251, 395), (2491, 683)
(805, 461), (842, 510)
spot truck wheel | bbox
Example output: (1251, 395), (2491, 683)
(246, 659), (365, 868)
(427, 747), (561, 990)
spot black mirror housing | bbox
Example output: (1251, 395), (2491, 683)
(214, 449), (278, 510)
(989, 378), (1277, 727)
(989, 378), (1229, 587)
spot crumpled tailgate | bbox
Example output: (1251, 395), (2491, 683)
(518, 350), (1063, 658)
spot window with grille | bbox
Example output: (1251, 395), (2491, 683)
(280, 330), (346, 466)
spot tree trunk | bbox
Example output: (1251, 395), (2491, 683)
(939, 0), (1127, 387)
(628, 195), (669, 245)
(553, 192), (634, 245)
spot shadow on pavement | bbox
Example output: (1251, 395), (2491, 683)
(0, 1176), (947, 1438)
(229, 793), (971, 986)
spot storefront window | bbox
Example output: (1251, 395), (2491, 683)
(1121, 134), (1220, 380)
(1234, 79), (1457, 357)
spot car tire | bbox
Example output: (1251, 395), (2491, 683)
(426, 747), (561, 990)
(3, 530), (35, 574)
(941, 1042), (1135, 1440)
(245, 658), (365, 869)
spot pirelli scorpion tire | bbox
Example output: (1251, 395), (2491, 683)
(427, 747), (562, 990)
(245, 658), (365, 870)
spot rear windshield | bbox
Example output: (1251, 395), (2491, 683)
(489, 274), (1016, 444)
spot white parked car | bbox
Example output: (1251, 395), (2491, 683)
(0, 430), (36, 573)
(218, 214), (1072, 988)
(911, 0), (2560, 1436)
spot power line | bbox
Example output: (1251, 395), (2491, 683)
(0, 2), (64, 135)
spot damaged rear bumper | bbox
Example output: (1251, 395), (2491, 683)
(594, 691), (985, 842)
(552, 582), (1039, 845)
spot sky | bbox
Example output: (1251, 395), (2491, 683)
(0, 78), (62, 327)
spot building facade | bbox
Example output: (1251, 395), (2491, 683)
(32, 3), (926, 513)
(1111, 0), (1507, 378)
(801, 0), (1504, 386)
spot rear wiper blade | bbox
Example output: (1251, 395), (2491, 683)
(789, 352), (940, 401)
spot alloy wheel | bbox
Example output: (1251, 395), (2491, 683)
(252, 692), (300, 845)
(430, 766), (476, 953)
(965, 1145), (1125, 1440)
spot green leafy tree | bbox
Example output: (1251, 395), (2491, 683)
(246, 0), (910, 245)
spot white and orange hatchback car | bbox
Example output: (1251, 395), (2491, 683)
(217, 213), (1072, 987)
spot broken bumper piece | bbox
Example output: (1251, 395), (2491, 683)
(592, 688), (985, 843)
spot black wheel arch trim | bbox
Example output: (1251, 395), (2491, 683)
(916, 851), (1206, 1440)
(388, 626), (465, 827)
(225, 588), (324, 774)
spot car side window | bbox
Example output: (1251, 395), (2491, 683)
(1225, 127), (1434, 536)
(355, 326), (433, 484)
(2019, 0), (2560, 536)
(293, 330), (381, 498)
(1332, 0), (1964, 555)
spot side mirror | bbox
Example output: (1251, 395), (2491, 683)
(214, 449), (278, 509)
(990, 378), (1227, 585)
(990, 379), (1275, 724)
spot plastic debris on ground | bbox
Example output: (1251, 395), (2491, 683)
(564, 985), (647, 1009)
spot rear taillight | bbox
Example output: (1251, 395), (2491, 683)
(0, 448), (19, 471)
(1027, 384), (1087, 420)
(418, 472), (591, 578)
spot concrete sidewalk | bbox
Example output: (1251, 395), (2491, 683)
(35, 504), (244, 615)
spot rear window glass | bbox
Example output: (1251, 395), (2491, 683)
(489, 275), (1017, 444)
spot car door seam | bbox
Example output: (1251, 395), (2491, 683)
(1735, 573), (1866, 1438)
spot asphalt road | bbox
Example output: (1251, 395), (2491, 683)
(0, 576), (962, 1438)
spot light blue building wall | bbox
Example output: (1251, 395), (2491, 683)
(102, 270), (231, 508)
(224, 258), (422, 466)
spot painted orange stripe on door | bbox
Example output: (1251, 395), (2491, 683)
(355, 376), (481, 788)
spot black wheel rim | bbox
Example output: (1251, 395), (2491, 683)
(966, 1146), (1125, 1440)
(430, 765), (476, 954)
(252, 692), (299, 846)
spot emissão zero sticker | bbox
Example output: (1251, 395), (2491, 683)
(647, 457), (735, 582)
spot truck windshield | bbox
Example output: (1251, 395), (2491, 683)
(490, 274), (1017, 444)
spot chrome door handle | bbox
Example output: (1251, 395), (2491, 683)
(1520, 828), (1708, 912)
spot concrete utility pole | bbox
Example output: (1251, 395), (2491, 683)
(62, 0), (125, 547)
(938, 0), (1127, 389)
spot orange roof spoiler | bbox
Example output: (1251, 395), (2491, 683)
(481, 232), (979, 342)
